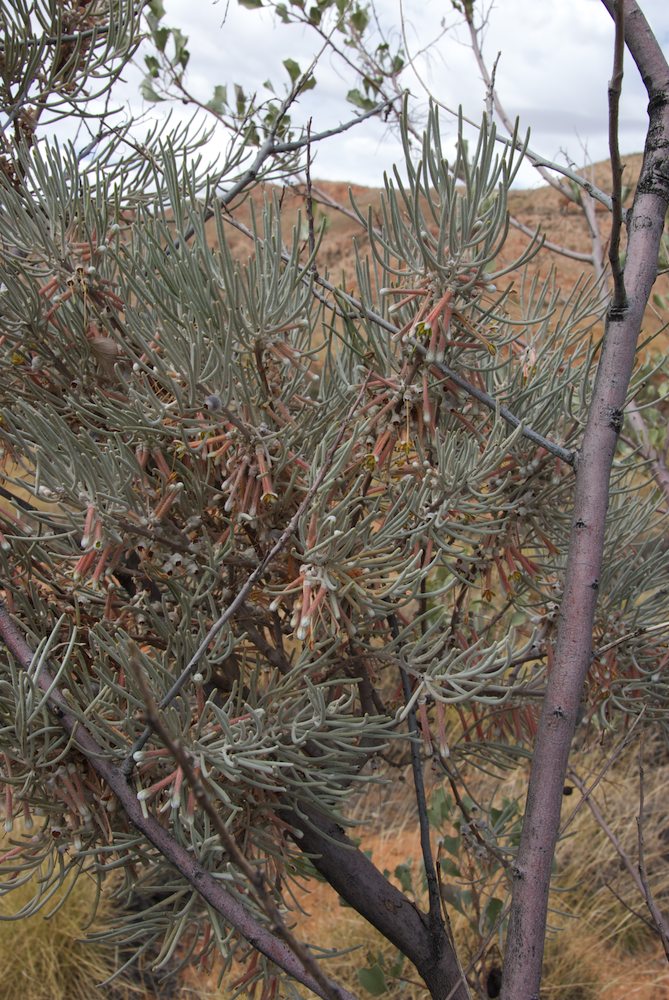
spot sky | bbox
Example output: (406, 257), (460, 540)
(121, 0), (669, 189)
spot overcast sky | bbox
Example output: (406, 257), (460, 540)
(125, 0), (669, 189)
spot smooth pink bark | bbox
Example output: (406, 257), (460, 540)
(501, 4), (669, 998)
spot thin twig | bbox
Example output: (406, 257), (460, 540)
(439, 756), (509, 871)
(388, 614), (444, 938)
(567, 768), (647, 897)
(443, 892), (510, 1000)
(567, 764), (669, 947)
(177, 97), (397, 248)
(580, 189), (608, 284)
(603, 879), (658, 933)
(462, 0), (612, 282)
(560, 710), (645, 837)
(409, 339), (578, 467)
(304, 119), (317, 271)
(608, 0), (628, 309)
(508, 214), (596, 264)
(594, 618), (669, 656)
(296, 179), (597, 270)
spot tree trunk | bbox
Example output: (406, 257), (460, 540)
(501, 3), (669, 998)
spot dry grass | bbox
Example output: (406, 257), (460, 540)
(0, 838), (142, 1000)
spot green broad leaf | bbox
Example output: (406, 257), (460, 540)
(394, 862), (413, 894)
(149, 0), (166, 17)
(439, 856), (461, 878)
(275, 3), (290, 20)
(171, 29), (189, 69)
(484, 896), (505, 929)
(144, 55), (160, 78)
(388, 951), (405, 979)
(283, 58), (301, 84)
(244, 122), (260, 146)
(350, 5), (369, 32)
(238, 0), (263, 7)
(152, 26), (170, 51)
(300, 74), (317, 91)
(428, 787), (451, 825)
(140, 78), (162, 103)
(346, 88), (375, 111)
(308, 5), (323, 23)
(439, 834), (460, 857)
(460, 889), (474, 911)
(440, 883), (464, 915)
(358, 964), (388, 995)
(206, 85), (228, 114)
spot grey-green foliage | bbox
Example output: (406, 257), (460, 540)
(0, 1), (141, 136)
(0, 38), (667, 990)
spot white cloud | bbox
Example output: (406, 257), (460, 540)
(126, 0), (668, 188)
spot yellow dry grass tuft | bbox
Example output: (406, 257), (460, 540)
(0, 837), (140, 1000)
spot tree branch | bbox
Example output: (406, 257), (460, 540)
(283, 803), (471, 1000)
(294, 179), (598, 287)
(175, 97), (397, 250)
(0, 603), (358, 1000)
(399, 0), (616, 213)
(463, 2), (610, 281)
(409, 339), (578, 467)
(566, 767), (666, 937)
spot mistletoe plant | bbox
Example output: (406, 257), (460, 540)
(0, 3), (668, 1000)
